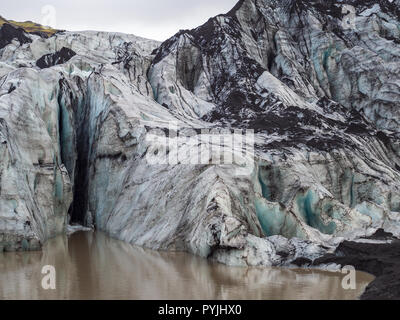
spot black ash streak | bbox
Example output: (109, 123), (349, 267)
(36, 47), (77, 69)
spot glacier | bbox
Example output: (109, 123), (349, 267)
(0, 0), (399, 269)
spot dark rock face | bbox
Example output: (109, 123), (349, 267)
(313, 236), (400, 300)
(362, 228), (398, 241)
(0, 23), (32, 50)
(291, 257), (312, 267)
(36, 47), (77, 69)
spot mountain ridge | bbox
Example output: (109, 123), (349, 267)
(0, 15), (58, 37)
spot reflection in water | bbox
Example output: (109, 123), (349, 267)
(0, 232), (374, 300)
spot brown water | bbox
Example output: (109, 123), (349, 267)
(0, 231), (374, 300)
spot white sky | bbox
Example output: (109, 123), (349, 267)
(1, 0), (238, 41)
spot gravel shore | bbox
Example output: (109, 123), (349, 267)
(312, 230), (400, 300)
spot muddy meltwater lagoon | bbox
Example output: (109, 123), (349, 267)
(0, 232), (374, 300)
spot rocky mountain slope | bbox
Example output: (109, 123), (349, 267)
(0, 16), (58, 37)
(0, 0), (399, 270)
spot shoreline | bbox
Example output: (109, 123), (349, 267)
(1, 228), (392, 299)
(310, 230), (400, 300)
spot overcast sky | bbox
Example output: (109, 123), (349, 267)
(1, 0), (238, 41)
